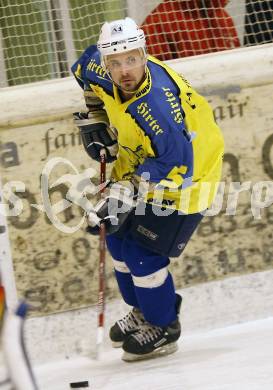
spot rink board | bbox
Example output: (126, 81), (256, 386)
(0, 44), (273, 316)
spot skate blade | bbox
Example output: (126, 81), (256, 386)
(112, 341), (123, 348)
(122, 342), (178, 362)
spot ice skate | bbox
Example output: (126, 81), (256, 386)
(122, 317), (181, 362)
(109, 307), (146, 348)
(122, 294), (182, 361)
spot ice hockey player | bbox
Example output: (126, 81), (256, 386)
(72, 17), (224, 361)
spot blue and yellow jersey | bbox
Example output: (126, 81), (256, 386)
(72, 45), (224, 214)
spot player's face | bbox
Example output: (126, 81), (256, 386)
(105, 49), (146, 92)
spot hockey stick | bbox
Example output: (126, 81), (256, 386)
(0, 285), (5, 329)
(95, 148), (106, 359)
(0, 286), (11, 390)
(1, 302), (39, 390)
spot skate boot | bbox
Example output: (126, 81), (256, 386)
(109, 307), (146, 348)
(122, 294), (182, 362)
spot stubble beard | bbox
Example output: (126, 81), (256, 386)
(120, 79), (137, 92)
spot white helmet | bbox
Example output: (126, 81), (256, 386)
(97, 17), (146, 57)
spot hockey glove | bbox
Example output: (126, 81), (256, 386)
(73, 110), (118, 163)
(86, 182), (136, 235)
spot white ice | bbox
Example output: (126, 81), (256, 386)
(35, 316), (273, 390)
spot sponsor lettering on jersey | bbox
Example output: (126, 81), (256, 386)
(136, 102), (164, 135)
(162, 87), (184, 124)
(135, 84), (150, 98)
(87, 59), (107, 78)
(147, 198), (175, 207)
(179, 74), (191, 89)
(135, 71), (151, 98)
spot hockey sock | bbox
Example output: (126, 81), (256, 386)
(115, 270), (139, 308)
(134, 272), (177, 327)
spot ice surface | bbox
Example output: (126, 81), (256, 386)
(35, 316), (273, 390)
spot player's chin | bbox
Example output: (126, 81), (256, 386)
(120, 81), (136, 91)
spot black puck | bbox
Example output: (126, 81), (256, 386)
(70, 381), (89, 388)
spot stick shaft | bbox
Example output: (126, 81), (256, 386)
(96, 149), (106, 357)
